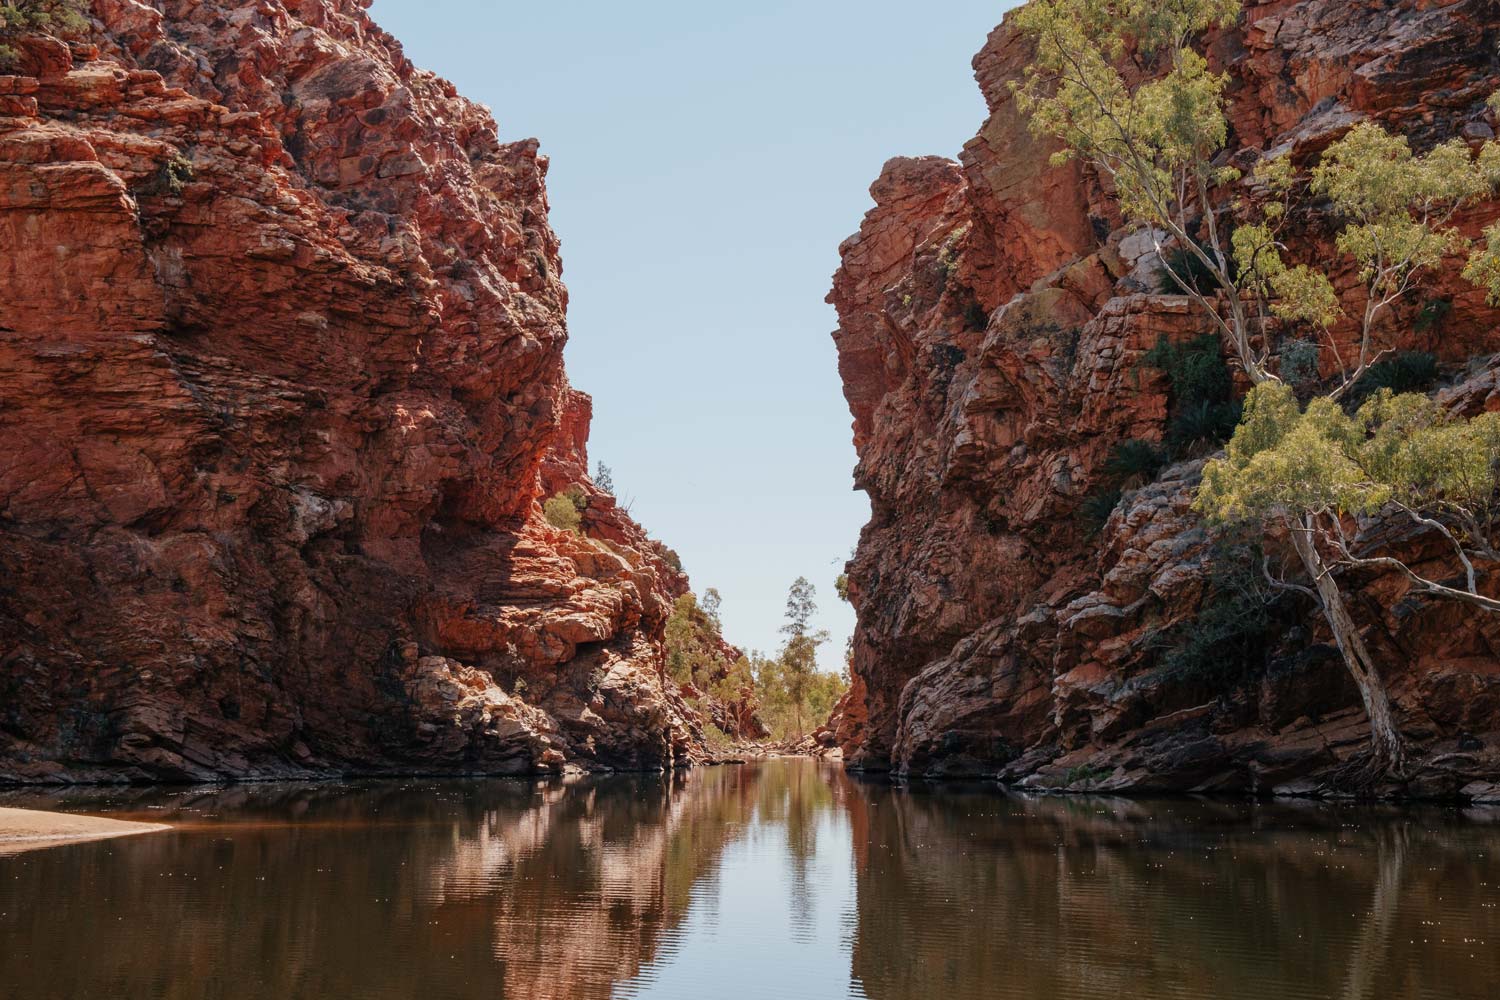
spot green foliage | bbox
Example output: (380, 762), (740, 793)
(1414, 298), (1452, 335)
(1155, 242), (1225, 296)
(1014, 3), (1500, 398)
(1232, 217), (1341, 330)
(1249, 123), (1500, 354)
(656, 543), (683, 573)
(1149, 540), (1273, 686)
(1142, 334), (1232, 411)
(665, 593), (731, 688)
(542, 492), (582, 533)
(0, 0), (88, 66)
(1141, 334), (1240, 451)
(1010, 0), (1240, 223)
(834, 572), (850, 603)
(752, 648), (846, 744)
(1279, 337), (1320, 387)
(803, 670), (846, 734)
(1078, 486), (1123, 534)
(160, 153), (194, 195)
(1010, 0), (1277, 379)
(934, 224), (970, 290)
(780, 576), (818, 639)
(701, 587), (722, 627)
(1103, 440), (1167, 484)
(1464, 223), (1500, 303)
(1169, 399), (1242, 451)
(702, 722), (734, 749)
(938, 246), (961, 281)
(755, 578), (840, 739)
(1313, 126), (1484, 286)
(1198, 382), (1500, 531)
(665, 592), (777, 743)
(1347, 351), (1438, 404)
(1063, 764), (1107, 787)
(593, 461), (614, 494)
(0, 0), (86, 31)
(1011, 2), (1500, 766)
(1079, 336), (1237, 534)
(707, 654), (754, 708)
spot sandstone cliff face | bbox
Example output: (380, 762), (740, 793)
(0, 1), (704, 782)
(830, 0), (1500, 797)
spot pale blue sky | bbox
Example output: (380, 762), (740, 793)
(371, 0), (1017, 668)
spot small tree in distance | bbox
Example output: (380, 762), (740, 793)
(593, 461), (614, 494)
(702, 587), (722, 628)
(779, 577), (830, 739)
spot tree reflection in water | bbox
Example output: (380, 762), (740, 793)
(1, 762), (1496, 1000)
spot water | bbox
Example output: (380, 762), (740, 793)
(1, 759), (1497, 1000)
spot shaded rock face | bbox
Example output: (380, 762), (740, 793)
(830, 0), (1500, 794)
(0, 1), (701, 782)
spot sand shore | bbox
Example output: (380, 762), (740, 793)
(0, 806), (170, 856)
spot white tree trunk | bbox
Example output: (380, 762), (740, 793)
(1289, 516), (1407, 778)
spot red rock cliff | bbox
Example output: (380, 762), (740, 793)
(830, 0), (1500, 798)
(0, 0), (706, 782)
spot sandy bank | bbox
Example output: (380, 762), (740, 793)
(0, 807), (170, 856)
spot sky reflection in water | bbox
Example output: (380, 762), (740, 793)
(1, 759), (1497, 1000)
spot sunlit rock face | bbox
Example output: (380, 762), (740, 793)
(0, 0), (701, 782)
(829, 0), (1500, 792)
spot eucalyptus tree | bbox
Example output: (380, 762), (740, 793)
(1013, 0), (1500, 776)
(779, 577), (829, 739)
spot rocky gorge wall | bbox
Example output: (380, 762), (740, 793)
(0, 0), (711, 782)
(829, 0), (1500, 798)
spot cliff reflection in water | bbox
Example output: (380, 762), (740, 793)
(1, 760), (1497, 1000)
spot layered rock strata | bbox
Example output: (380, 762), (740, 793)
(830, 0), (1500, 796)
(0, 1), (702, 782)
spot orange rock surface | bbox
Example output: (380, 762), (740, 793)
(0, 1), (705, 781)
(829, 0), (1500, 795)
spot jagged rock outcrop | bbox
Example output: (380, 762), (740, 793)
(830, 0), (1500, 796)
(0, 1), (705, 782)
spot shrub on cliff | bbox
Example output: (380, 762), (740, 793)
(0, 0), (88, 65)
(665, 592), (729, 688)
(1141, 334), (1240, 453)
(1015, 0), (1500, 778)
(666, 591), (771, 741)
(656, 543), (683, 573)
(1103, 440), (1167, 485)
(542, 492), (582, 534)
(1155, 241), (1227, 296)
(1078, 487), (1123, 534)
(1149, 539), (1276, 687)
(1346, 351), (1439, 405)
